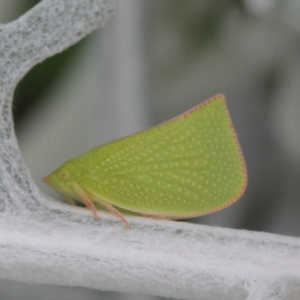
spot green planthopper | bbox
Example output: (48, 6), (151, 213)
(43, 94), (247, 227)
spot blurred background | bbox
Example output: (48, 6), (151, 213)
(1, 0), (300, 299)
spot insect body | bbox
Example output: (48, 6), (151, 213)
(43, 94), (247, 227)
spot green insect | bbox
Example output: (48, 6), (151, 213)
(43, 94), (247, 227)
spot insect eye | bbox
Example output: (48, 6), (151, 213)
(59, 170), (69, 180)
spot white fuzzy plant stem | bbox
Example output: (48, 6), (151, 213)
(0, 1), (300, 300)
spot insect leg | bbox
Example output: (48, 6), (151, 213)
(69, 182), (98, 220)
(94, 199), (130, 228)
(70, 182), (129, 227)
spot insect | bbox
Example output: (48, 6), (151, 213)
(43, 94), (247, 227)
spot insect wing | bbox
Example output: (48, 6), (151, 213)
(81, 94), (247, 218)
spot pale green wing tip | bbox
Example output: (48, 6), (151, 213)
(183, 94), (247, 215)
(212, 93), (248, 211)
(138, 94), (247, 218)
